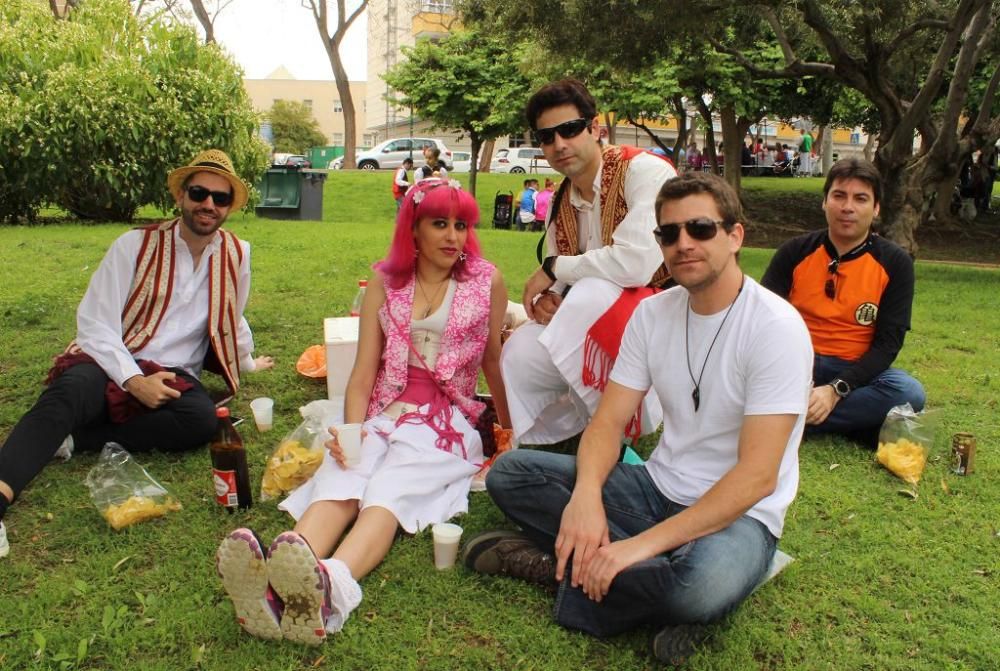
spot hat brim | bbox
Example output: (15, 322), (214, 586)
(167, 166), (249, 211)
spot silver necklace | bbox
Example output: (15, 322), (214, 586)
(416, 276), (448, 319)
(684, 274), (745, 412)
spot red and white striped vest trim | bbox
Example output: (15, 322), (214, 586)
(121, 218), (244, 393)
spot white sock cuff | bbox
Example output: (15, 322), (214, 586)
(320, 557), (363, 632)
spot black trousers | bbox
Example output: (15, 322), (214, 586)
(0, 362), (217, 505)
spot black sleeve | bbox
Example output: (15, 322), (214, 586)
(837, 243), (915, 389)
(760, 239), (799, 298)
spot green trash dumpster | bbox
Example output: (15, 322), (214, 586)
(255, 167), (327, 221)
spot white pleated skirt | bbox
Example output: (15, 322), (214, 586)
(279, 406), (483, 534)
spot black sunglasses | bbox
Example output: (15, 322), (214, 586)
(186, 185), (234, 208)
(653, 218), (724, 246)
(533, 118), (589, 145)
(825, 258), (840, 299)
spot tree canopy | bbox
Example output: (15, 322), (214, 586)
(0, 0), (268, 223)
(268, 100), (327, 154)
(383, 31), (532, 195)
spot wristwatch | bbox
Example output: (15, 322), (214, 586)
(829, 378), (851, 398)
(541, 255), (558, 282)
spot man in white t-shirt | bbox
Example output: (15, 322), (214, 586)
(466, 172), (812, 665)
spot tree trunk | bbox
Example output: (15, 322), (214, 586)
(821, 125), (833, 174)
(863, 133), (876, 162)
(719, 105), (741, 191)
(189, 0), (217, 44)
(468, 133), (481, 198)
(604, 112), (616, 145)
(671, 95), (687, 159)
(875, 152), (925, 255)
(308, 1), (367, 170)
(479, 139), (495, 173)
(697, 99), (719, 174)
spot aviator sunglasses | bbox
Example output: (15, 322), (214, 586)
(825, 258), (840, 299)
(533, 118), (590, 145)
(186, 184), (234, 208)
(653, 218), (724, 246)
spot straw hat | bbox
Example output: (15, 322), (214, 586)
(167, 149), (249, 211)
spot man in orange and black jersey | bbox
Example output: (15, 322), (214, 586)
(761, 158), (925, 447)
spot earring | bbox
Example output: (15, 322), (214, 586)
(458, 251), (467, 262)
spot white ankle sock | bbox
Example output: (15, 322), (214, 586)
(320, 558), (362, 633)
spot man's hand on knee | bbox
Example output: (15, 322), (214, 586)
(522, 267), (556, 320)
(124, 372), (182, 409)
(532, 293), (562, 325)
(555, 489), (609, 586)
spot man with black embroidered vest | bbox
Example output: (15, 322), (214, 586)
(500, 79), (676, 448)
(761, 157), (925, 447)
(0, 149), (273, 559)
(466, 173), (812, 664)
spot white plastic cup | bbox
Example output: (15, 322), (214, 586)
(336, 423), (363, 467)
(432, 523), (463, 570)
(249, 397), (274, 432)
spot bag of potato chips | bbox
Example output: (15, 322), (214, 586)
(260, 416), (327, 501)
(876, 404), (939, 485)
(84, 443), (182, 530)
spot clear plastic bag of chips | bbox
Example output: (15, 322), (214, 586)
(876, 404), (939, 485)
(84, 443), (182, 530)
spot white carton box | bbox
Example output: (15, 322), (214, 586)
(324, 317), (359, 399)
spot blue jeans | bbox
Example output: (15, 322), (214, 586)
(810, 355), (925, 437)
(485, 450), (776, 638)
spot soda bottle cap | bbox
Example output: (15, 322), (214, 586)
(216, 407), (230, 418)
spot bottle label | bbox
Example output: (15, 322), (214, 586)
(213, 468), (238, 507)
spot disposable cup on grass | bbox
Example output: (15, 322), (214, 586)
(249, 397), (274, 432)
(432, 523), (463, 570)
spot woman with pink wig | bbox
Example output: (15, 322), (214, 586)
(216, 179), (511, 645)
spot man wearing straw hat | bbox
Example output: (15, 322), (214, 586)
(0, 149), (272, 559)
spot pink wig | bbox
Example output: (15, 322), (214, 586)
(374, 178), (483, 288)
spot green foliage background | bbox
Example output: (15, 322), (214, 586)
(267, 100), (327, 155)
(0, 0), (269, 223)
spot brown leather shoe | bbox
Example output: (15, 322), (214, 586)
(462, 530), (556, 585)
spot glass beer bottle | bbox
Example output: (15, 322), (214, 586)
(210, 407), (252, 510)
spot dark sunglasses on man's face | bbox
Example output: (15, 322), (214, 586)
(653, 218), (724, 246)
(186, 184), (234, 208)
(533, 118), (590, 145)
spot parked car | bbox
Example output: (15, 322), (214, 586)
(490, 147), (555, 174)
(329, 156), (344, 170)
(284, 155), (311, 168)
(450, 151), (472, 172)
(352, 137), (453, 171)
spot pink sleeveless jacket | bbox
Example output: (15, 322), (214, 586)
(366, 255), (495, 423)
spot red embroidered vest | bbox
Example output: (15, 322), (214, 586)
(121, 219), (244, 393)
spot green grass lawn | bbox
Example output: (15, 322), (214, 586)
(1, 173), (998, 670)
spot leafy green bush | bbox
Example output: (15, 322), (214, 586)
(0, 0), (269, 223)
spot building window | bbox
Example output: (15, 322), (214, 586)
(303, 99), (313, 110)
(333, 100), (343, 113)
(332, 133), (344, 145)
(420, 0), (454, 13)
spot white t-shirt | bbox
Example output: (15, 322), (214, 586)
(610, 277), (812, 537)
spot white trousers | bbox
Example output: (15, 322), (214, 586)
(501, 277), (662, 444)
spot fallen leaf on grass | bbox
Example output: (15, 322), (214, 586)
(44, 512), (54, 522)
(898, 489), (918, 499)
(311, 655), (326, 667)
(972, 568), (992, 577)
(940, 478), (950, 494)
(829, 463), (840, 471)
(112, 555), (132, 572)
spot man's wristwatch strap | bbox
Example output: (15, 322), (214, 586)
(830, 378), (852, 398)
(541, 255), (558, 282)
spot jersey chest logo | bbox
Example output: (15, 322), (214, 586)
(855, 302), (878, 326)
